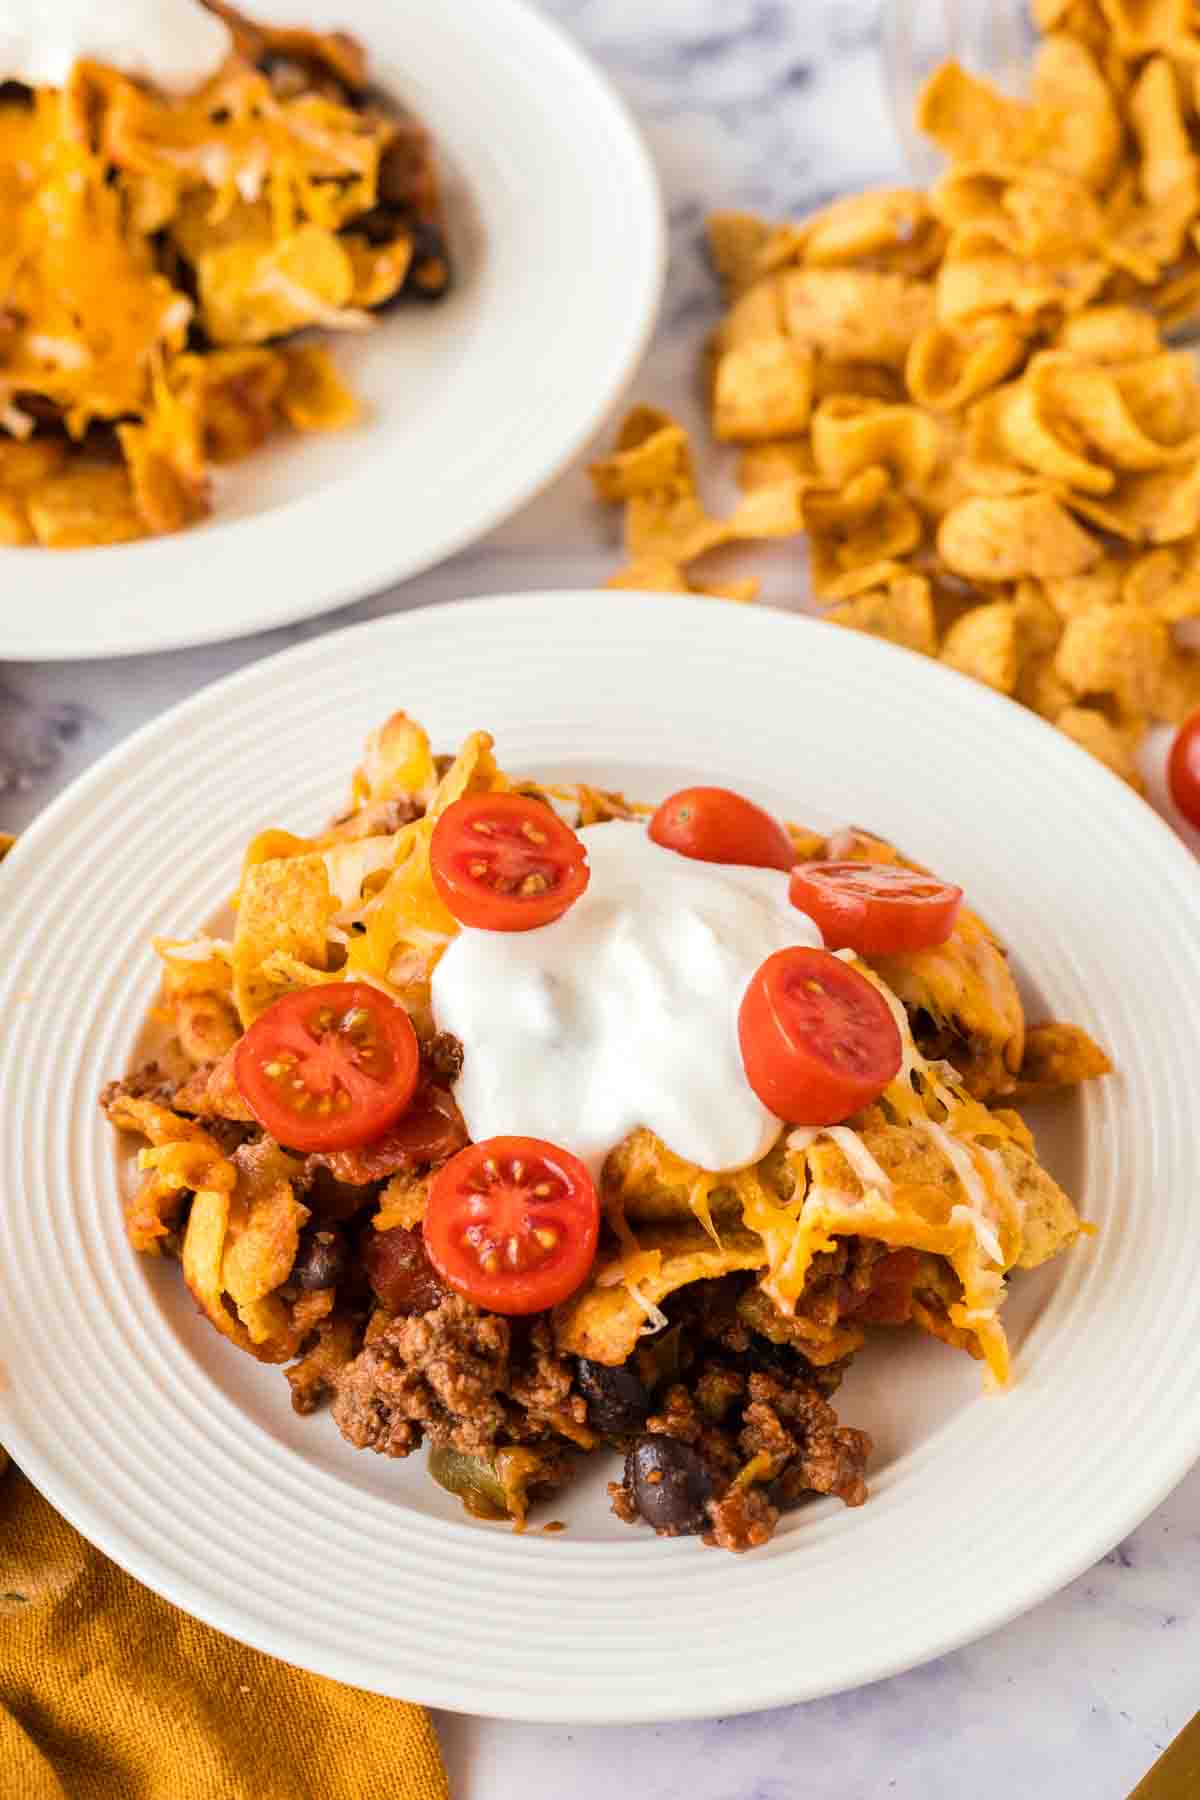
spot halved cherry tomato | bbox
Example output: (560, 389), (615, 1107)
(1168, 707), (1200, 830)
(430, 792), (589, 931)
(234, 981), (420, 1153)
(738, 946), (902, 1126)
(648, 786), (796, 871)
(423, 1135), (599, 1314)
(789, 860), (963, 955)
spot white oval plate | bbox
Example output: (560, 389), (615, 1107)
(1, 591), (1198, 1723)
(0, 4), (663, 659)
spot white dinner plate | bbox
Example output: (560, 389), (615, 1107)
(0, 4), (663, 659)
(2, 591), (1198, 1722)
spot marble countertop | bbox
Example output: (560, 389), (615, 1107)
(3, 1), (1197, 1793)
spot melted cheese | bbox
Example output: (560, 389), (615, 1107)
(762, 967), (1029, 1384)
(823, 1126), (895, 1198)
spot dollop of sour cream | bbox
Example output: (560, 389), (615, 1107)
(0, 0), (232, 96)
(431, 820), (822, 1178)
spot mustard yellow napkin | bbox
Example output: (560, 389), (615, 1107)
(1, 1456), (449, 1800)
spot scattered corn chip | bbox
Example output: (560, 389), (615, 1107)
(1018, 648), (1075, 717)
(802, 189), (946, 276)
(716, 277), (788, 352)
(823, 576), (938, 656)
(689, 575), (761, 604)
(589, 408), (692, 502)
(1096, 0), (1190, 56)
(1151, 645), (1200, 721)
(811, 396), (941, 489)
(706, 210), (773, 301)
(1043, 561), (1125, 616)
(1122, 544), (1200, 619)
(918, 63), (1036, 168)
(906, 320), (1028, 412)
(713, 339), (813, 442)
(811, 359), (906, 404)
(1069, 460), (1200, 541)
(1054, 603), (1169, 712)
(1033, 35), (1124, 190)
(737, 439), (817, 492)
(1056, 305), (1161, 361)
(1012, 578), (1064, 657)
(967, 376), (1114, 495)
(807, 472), (924, 597)
(938, 492), (1100, 582)
(729, 478), (809, 539)
(1128, 58), (1196, 210)
(936, 240), (1109, 327)
(1042, 352), (1200, 471)
(625, 489), (730, 564)
(941, 601), (1021, 693)
(605, 557), (690, 593)
(1055, 703), (1144, 787)
(780, 270), (934, 367)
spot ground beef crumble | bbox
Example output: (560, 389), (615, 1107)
(605, 1275), (874, 1550)
(644, 1380), (741, 1482)
(510, 1318), (587, 1434)
(743, 1372), (871, 1509)
(100, 1063), (178, 1112)
(102, 1054), (882, 1551)
(705, 1483), (778, 1553)
(332, 1294), (510, 1456)
(330, 1294), (582, 1459)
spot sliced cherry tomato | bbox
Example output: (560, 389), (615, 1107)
(234, 981), (420, 1153)
(842, 1248), (922, 1325)
(648, 786), (796, 871)
(1168, 707), (1200, 830)
(423, 1135), (599, 1314)
(789, 860), (963, 955)
(738, 946), (902, 1126)
(430, 792), (589, 931)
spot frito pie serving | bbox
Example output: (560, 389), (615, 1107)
(0, 0), (449, 547)
(104, 712), (1111, 1550)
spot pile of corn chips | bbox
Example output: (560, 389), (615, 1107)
(593, 0), (1200, 788)
(0, 4), (449, 548)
